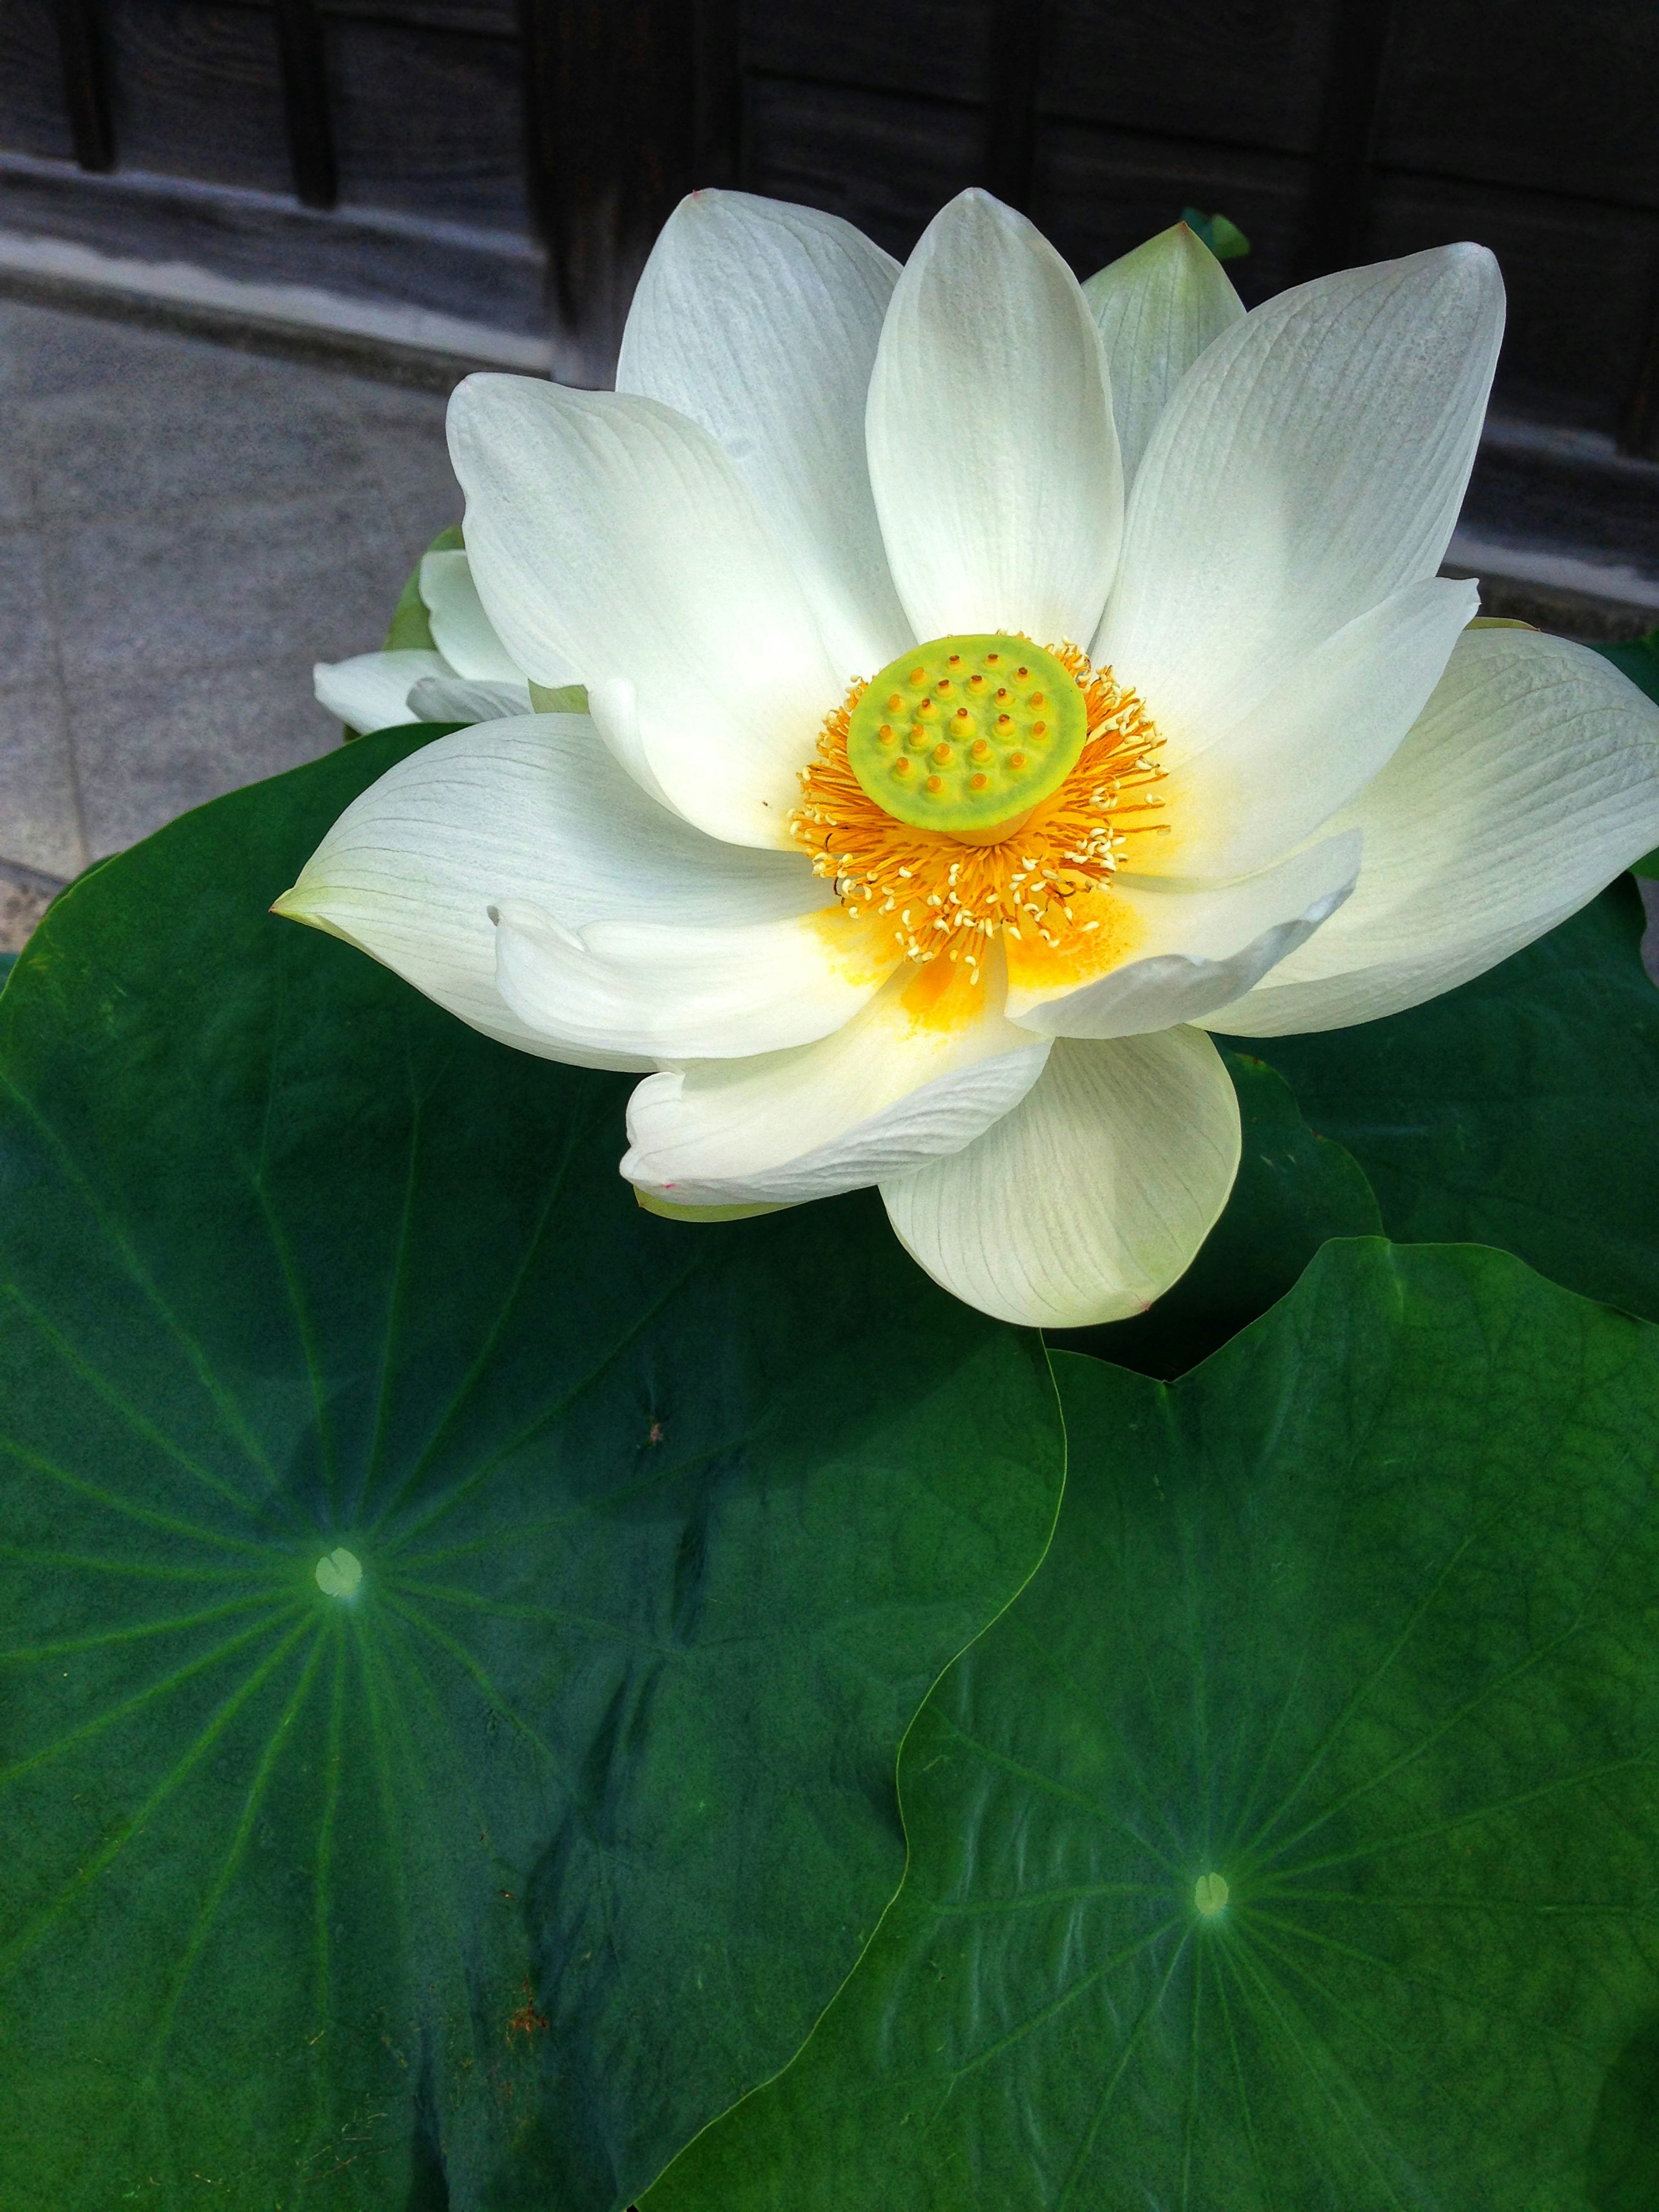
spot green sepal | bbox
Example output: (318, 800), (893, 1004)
(636, 1189), (795, 1224)
(529, 679), (591, 714)
(1181, 206), (1251, 260)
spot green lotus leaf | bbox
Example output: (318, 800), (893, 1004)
(648, 1240), (1659, 2210)
(1052, 1049), (1381, 1378)
(1233, 880), (1659, 1325)
(0, 726), (1064, 2210)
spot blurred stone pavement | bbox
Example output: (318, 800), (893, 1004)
(0, 292), (461, 948)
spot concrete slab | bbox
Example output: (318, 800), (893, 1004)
(0, 683), (87, 880)
(0, 290), (463, 902)
(67, 659), (337, 861)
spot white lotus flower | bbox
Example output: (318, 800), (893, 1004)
(312, 547), (562, 734)
(276, 190), (1659, 1327)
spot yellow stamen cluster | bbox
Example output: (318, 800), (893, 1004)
(790, 641), (1164, 985)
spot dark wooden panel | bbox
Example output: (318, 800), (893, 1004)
(1041, 0), (1335, 156)
(1458, 436), (1659, 578)
(105, 0), (291, 193)
(327, 17), (528, 228)
(1366, 175), (1659, 433)
(321, 0), (515, 27)
(741, 74), (983, 260)
(1035, 119), (1309, 303)
(0, 0), (79, 160)
(0, 158), (548, 331)
(1380, 0), (1659, 212)
(740, 0), (988, 105)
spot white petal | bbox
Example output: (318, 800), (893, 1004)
(1211, 628), (1659, 1035)
(881, 1029), (1240, 1326)
(449, 376), (840, 848)
(314, 650), (448, 735)
(617, 189), (910, 681)
(493, 899), (892, 1060)
(621, 961), (1049, 1207)
(1082, 221), (1244, 492)
(407, 675), (534, 724)
(866, 188), (1122, 648)
(1097, 244), (1504, 750)
(273, 714), (820, 1071)
(419, 549), (545, 683)
(585, 675), (679, 814)
(1008, 832), (1360, 1039)
(1147, 576), (1478, 878)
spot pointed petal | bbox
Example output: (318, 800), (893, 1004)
(418, 548), (541, 683)
(867, 189), (1122, 648)
(314, 650), (448, 735)
(881, 1028), (1240, 1326)
(407, 675), (534, 724)
(1148, 576), (1478, 877)
(1082, 221), (1243, 491)
(1097, 244), (1504, 750)
(273, 714), (819, 1070)
(1008, 831), (1360, 1039)
(617, 189), (910, 681)
(493, 899), (892, 1060)
(1212, 629), (1659, 1035)
(448, 375), (840, 848)
(621, 963), (1049, 1207)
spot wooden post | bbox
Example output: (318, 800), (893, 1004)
(1297, 0), (1401, 280)
(272, 0), (339, 212)
(50, 0), (115, 174)
(981, 0), (1043, 214)
(519, 0), (700, 385)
